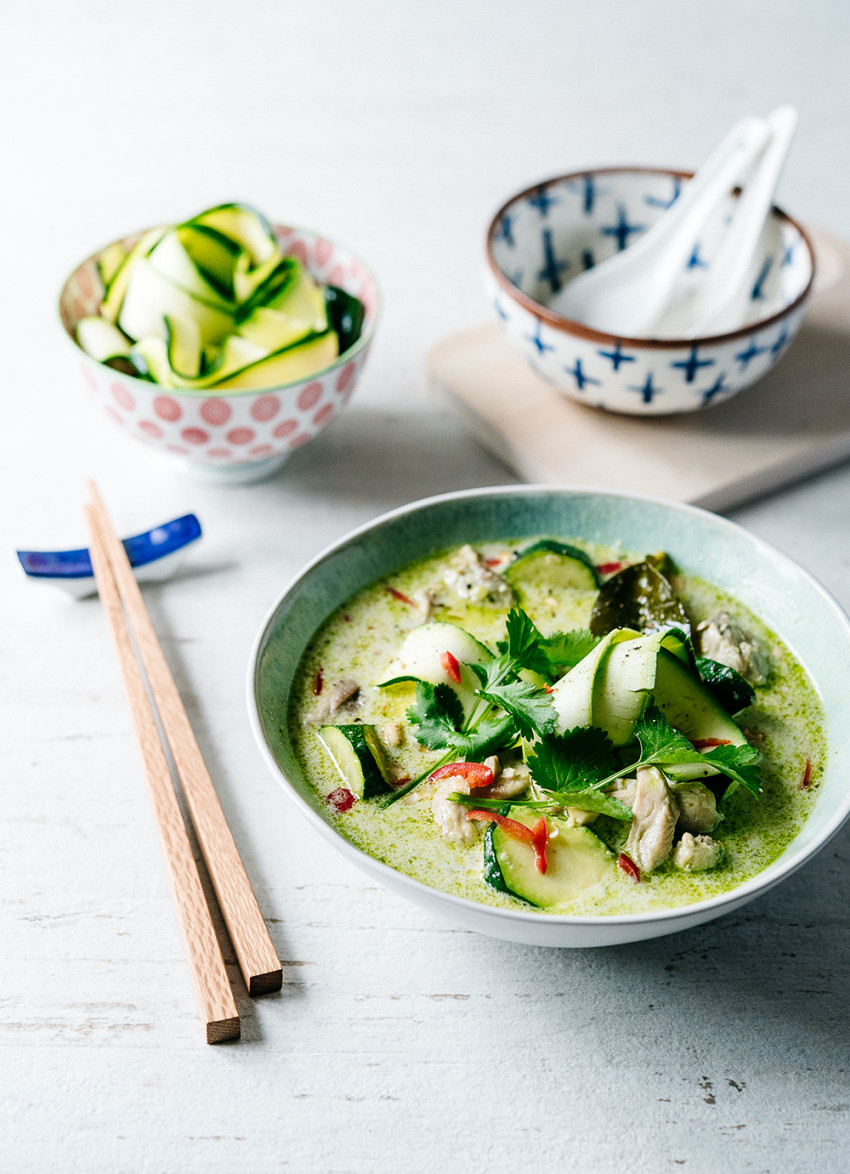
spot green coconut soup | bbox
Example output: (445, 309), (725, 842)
(287, 538), (825, 916)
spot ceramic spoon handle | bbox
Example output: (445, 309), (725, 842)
(549, 116), (769, 335)
(683, 105), (799, 338)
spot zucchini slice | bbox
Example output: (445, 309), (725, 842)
(99, 227), (165, 323)
(549, 627), (639, 734)
(183, 202), (278, 265)
(97, 241), (127, 289)
(131, 333), (267, 389)
(653, 649), (748, 780)
(164, 314), (203, 379)
(128, 336), (173, 384)
(147, 229), (233, 310)
(583, 631), (748, 778)
(118, 255), (235, 348)
(233, 247), (285, 304)
(234, 306), (314, 353)
(590, 629), (671, 746)
(504, 540), (599, 595)
(484, 814), (613, 907)
(317, 724), (392, 799)
(236, 264), (328, 350)
(211, 331), (338, 390)
(176, 223), (240, 297)
(380, 621), (493, 719)
(237, 257), (298, 317)
(76, 316), (132, 362)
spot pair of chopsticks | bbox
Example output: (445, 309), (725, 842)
(85, 483), (281, 1044)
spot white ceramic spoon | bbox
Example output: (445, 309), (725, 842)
(665, 105), (799, 338)
(547, 116), (771, 336)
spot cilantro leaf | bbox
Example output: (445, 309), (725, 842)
(447, 785), (631, 822)
(633, 706), (762, 795)
(538, 628), (601, 678)
(477, 679), (557, 740)
(495, 608), (552, 680)
(460, 714), (518, 760)
(467, 653), (512, 695)
(702, 742), (762, 795)
(528, 726), (620, 793)
(446, 793), (544, 812)
(406, 681), (464, 750)
(466, 661), (491, 689)
(504, 606), (543, 663)
(406, 681), (516, 759)
(543, 787), (634, 821)
(496, 612), (602, 683)
(634, 706), (699, 764)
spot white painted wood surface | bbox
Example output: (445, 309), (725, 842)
(2, 2), (849, 1170)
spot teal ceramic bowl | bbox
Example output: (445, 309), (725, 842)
(248, 486), (850, 947)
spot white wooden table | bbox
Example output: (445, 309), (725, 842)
(3, 3), (849, 1170)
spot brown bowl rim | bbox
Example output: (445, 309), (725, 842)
(484, 165), (816, 349)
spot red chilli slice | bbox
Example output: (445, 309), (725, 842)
(328, 788), (356, 812)
(530, 817), (549, 875)
(798, 758), (813, 789)
(432, 761), (495, 790)
(466, 810), (549, 874)
(692, 737), (731, 750)
(386, 585), (414, 605)
(617, 853), (641, 883)
(466, 809), (532, 839)
(313, 666), (324, 695)
(596, 561), (624, 575)
(440, 649), (462, 684)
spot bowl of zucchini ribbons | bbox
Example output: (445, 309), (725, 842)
(249, 486), (850, 947)
(59, 203), (379, 482)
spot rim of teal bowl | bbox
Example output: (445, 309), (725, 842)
(247, 484), (850, 933)
(485, 166), (817, 349)
(58, 222), (381, 398)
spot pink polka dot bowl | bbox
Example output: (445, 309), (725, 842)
(59, 224), (379, 483)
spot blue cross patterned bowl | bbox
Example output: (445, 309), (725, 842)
(484, 167), (815, 416)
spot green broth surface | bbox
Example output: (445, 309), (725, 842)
(288, 538), (825, 916)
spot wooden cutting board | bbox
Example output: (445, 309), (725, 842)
(428, 226), (850, 511)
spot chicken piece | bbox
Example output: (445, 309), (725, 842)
(673, 833), (723, 871)
(432, 777), (480, 845)
(314, 678), (360, 721)
(625, 767), (679, 873)
(607, 778), (637, 809)
(595, 777), (636, 829)
(441, 544), (514, 606)
(696, 611), (768, 684)
(411, 589), (433, 625)
(490, 762), (531, 800)
(381, 721), (404, 748)
(672, 782), (718, 834)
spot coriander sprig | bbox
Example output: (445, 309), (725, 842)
(528, 706), (761, 798)
(382, 606), (565, 808)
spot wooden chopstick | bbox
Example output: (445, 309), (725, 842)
(85, 506), (240, 1044)
(86, 483), (283, 998)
